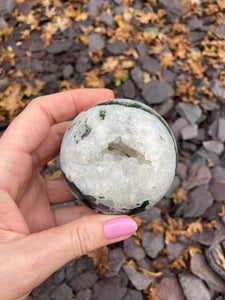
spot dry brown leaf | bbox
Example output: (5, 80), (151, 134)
(0, 24), (14, 42)
(219, 202), (225, 217)
(127, 259), (162, 278)
(124, 48), (139, 59)
(41, 23), (59, 47)
(121, 60), (135, 69)
(215, 248), (225, 270)
(101, 56), (120, 74)
(85, 71), (105, 88)
(144, 283), (160, 300)
(17, 11), (40, 31)
(44, 170), (62, 180)
(160, 52), (175, 69)
(188, 246), (202, 257)
(1, 46), (15, 66)
(89, 49), (104, 64)
(186, 218), (203, 236)
(87, 246), (109, 276)
(170, 255), (188, 271)
(170, 187), (187, 204)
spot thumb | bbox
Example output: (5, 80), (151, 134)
(19, 214), (137, 292)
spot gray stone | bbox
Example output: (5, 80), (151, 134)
(69, 271), (98, 292)
(138, 55), (161, 74)
(93, 281), (127, 300)
(193, 228), (225, 246)
(88, 33), (105, 53)
(212, 166), (225, 181)
(176, 162), (188, 180)
(171, 118), (188, 138)
(136, 43), (149, 56)
(123, 236), (145, 261)
(137, 206), (162, 223)
(209, 180), (225, 202)
(123, 265), (153, 290)
(205, 243), (225, 280)
(106, 41), (128, 55)
(165, 176), (181, 197)
(156, 99), (174, 116)
(179, 273), (211, 300)
(47, 39), (73, 54)
(155, 276), (186, 300)
(176, 103), (202, 125)
(0, 0), (15, 19)
(142, 231), (164, 259)
(122, 79), (136, 99)
(166, 242), (187, 262)
(122, 288), (143, 300)
(191, 253), (225, 293)
(130, 67), (144, 89)
(203, 140), (224, 155)
(142, 80), (174, 104)
(208, 119), (218, 139)
(75, 56), (91, 73)
(17, 1), (32, 16)
(217, 118), (225, 142)
(189, 31), (205, 45)
(162, 69), (176, 87)
(216, 25), (225, 37)
(183, 187), (213, 218)
(181, 124), (198, 140)
(100, 11), (114, 26)
(210, 79), (225, 102)
(200, 100), (220, 111)
(187, 16), (203, 31)
(76, 289), (92, 300)
(158, 0), (185, 20)
(0, 77), (10, 92)
(63, 65), (74, 79)
(104, 248), (126, 278)
(51, 283), (73, 300)
(86, 0), (106, 18)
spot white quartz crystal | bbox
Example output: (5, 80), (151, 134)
(60, 99), (177, 214)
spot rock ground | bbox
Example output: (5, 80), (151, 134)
(1, 0), (225, 299)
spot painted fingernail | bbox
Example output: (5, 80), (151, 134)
(104, 217), (138, 239)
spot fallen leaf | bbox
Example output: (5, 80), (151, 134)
(170, 187), (187, 204)
(1, 46), (15, 66)
(87, 246), (109, 276)
(215, 248), (225, 270)
(85, 71), (105, 88)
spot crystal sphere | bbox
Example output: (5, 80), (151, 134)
(60, 99), (178, 215)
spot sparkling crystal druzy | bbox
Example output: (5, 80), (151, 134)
(60, 99), (178, 215)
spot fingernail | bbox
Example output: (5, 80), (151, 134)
(104, 217), (138, 239)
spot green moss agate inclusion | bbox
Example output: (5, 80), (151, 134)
(60, 98), (178, 215)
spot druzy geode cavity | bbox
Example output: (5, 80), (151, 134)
(60, 99), (178, 215)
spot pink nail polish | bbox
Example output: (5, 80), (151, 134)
(104, 217), (138, 239)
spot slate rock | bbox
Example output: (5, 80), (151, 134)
(193, 228), (225, 246)
(159, 0), (185, 20)
(122, 79), (136, 99)
(100, 11), (114, 26)
(75, 55), (91, 73)
(122, 288), (143, 300)
(86, 0), (106, 18)
(142, 80), (174, 104)
(217, 118), (225, 142)
(0, 0), (15, 19)
(104, 248), (126, 278)
(179, 273), (211, 300)
(186, 16), (203, 31)
(162, 69), (176, 87)
(209, 180), (225, 202)
(210, 79), (225, 102)
(176, 103), (202, 125)
(51, 283), (73, 300)
(195, 148), (221, 167)
(69, 271), (98, 292)
(165, 176), (181, 197)
(205, 243), (225, 280)
(47, 39), (73, 54)
(31, 276), (56, 299)
(65, 256), (95, 281)
(183, 187), (213, 218)
(136, 43), (149, 56)
(130, 66), (144, 89)
(0, 77), (10, 92)
(189, 31), (205, 45)
(171, 118), (188, 138)
(17, 1), (32, 16)
(212, 166), (225, 181)
(137, 206), (162, 223)
(92, 281), (127, 300)
(138, 55), (161, 74)
(155, 276), (186, 300)
(181, 124), (198, 140)
(156, 98), (174, 116)
(76, 289), (92, 300)
(191, 253), (225, 293)
(88, 33), (105, 53)
(123, 236), (145, 261)
(142, 231), (164, 259)
(203, 140), (224, 155)
(166, 242), (187, 262)
(123, 265), (153, 291)
(106, 41), (128, 55)
(182, 163), (212, 190)
(216, 25), (225, 38)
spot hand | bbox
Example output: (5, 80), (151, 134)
(0, 89), (137, 300)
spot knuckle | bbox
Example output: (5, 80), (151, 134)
(71, 223), (92, 256)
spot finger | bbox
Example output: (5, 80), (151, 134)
(1, 89), (114, 154)
(46, 178), (74, 205)
(33, 121), (70, 168)
(54, 205), (96, 225)
(17, 215), (137, 293)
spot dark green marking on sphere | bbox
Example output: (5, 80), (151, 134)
(99, 109), (107, 120)
(62, 171), (150, 215)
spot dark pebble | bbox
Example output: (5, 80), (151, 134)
(142, 80), (174, 104)
(155, 276), (186, 300)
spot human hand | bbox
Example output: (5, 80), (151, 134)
(0, 89), (138, 300)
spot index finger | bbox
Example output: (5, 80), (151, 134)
(1, 88), (114, 154)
